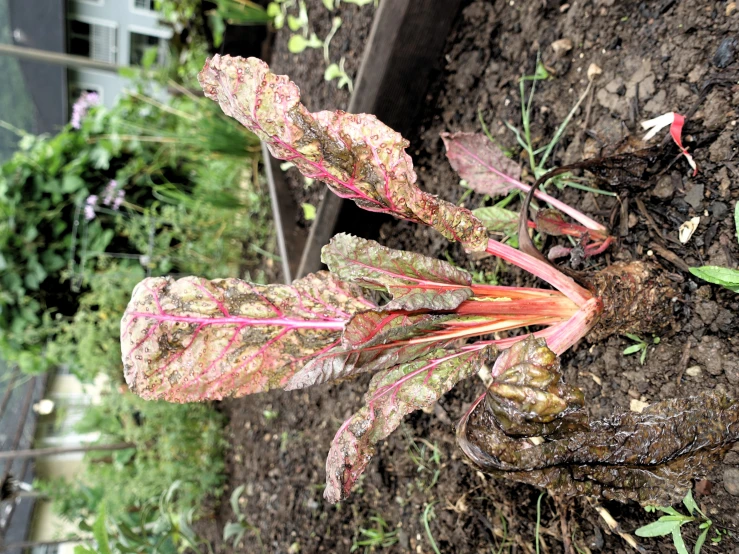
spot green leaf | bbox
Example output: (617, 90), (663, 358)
(689, 266), (739, 293)
(118, 66), (140, 79)
(473, 205), (519, 235)
(323, 0), (334, 8)
(322, 233), (473, 311)
(301, 202), (316, 221)
(230, 484), (245, 514)
(73, 546), (96, 554)
(672, 527), (690, 554)
(141, 46), (159, 69)
(287, 14), (303, 31)
(209, 13), (226, 47)
(223, 522), (246, 544)
(288, 34), (308, 53)
(623, 344), (644, 355)
(682, 490), (698, 516)
(324, 63), (342, 81)
(92, 507), (112, 554)
(635, 519), (682, 537)
(695, 525), (710, 554)
(62, 174), (85, 193)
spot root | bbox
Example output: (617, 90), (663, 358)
(586, 261), (681, 341)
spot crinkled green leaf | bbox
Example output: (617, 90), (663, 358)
(286, 311), (457, 390)
(322, 233), (473, 311)
(441, 132), (522, 197)
(121, 272), (370, 402)
(472, 205), (519, 235)
(324, 345), (496, 502)
(199, 56), (488, 251)
(689, 266), (739, 293)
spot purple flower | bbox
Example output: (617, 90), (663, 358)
(113, 189), (125, 211)
(102, 179), (118, 206)
(70, 92), (100, 129)
(84, 194), (98, 221)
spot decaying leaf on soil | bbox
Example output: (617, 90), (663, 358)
(458, 337), (739, 506)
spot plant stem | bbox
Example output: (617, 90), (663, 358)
(485, 239), (592, 306)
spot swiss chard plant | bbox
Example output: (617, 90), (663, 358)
(121, 56), (739, 505)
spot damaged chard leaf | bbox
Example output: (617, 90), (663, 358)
(322, 233), (474, 311)
(198, 56), (488, 251)
(458, 338), (739, 506)
(119, 56), (739, 509)
(325, 344), (497, 503)
(121, 272), (371, 402)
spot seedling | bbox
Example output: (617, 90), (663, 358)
(287, 32), (322, 53)
(121, 57), (733, 507)
(223, 484), (264, 551)
(422, 502), (442, 554)
(635, 490), (724, 554)
(324, 57), (353, 91)
(622, 333), (660, 365)
(323, 17), (342, 62)
(350, 515), (398, 552)
(266, 0), (295, 29)
(286, 0), (309, 33)
(405, 432), (442, 490)
(301, 202), (316, 221)
(689, 202), (739, 292)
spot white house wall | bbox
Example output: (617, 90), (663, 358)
(67, 0), (173, 107)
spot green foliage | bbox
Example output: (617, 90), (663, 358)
(45, 391), (225, 527)
(689, 203), (739, 293)
(689, 266), (739, 293)
(422, 502), (441, 554)
(622, 333), (660, 365)
(73, 482), (214, 554)
(635, 490), (726, 554)
(0, 86), (268, 376)
(350, 515), (398, 553)
(223, 485), (263, 550)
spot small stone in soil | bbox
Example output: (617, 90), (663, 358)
(684, 184), (704, 209)
(723, 467), (739, 496)
(652, 174), (675, 199)
(713, 36), (739, 68)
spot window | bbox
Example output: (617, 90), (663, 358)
(68, 19), (117, 63)
(134, 0), (156, 10)
(130, 31), (167, 66)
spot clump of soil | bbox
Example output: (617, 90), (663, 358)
(194, 1), (739, 552)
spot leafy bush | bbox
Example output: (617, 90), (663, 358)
(0, 86), (269, 377)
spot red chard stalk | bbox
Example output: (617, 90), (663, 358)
(121, 56), (699, 505)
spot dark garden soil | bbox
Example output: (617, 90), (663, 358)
(269, 0), (375, 229)
(194, 1), (739, 552)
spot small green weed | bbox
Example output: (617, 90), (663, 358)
(622, 333), (660, 365)
(350, 514), (398, 552)
(689, 202), (739, 293)
(405, 431), (442, 490)
(422, 502), (441, 554)
(223, 485), (264, 551)
(635, 490), (727, 554)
